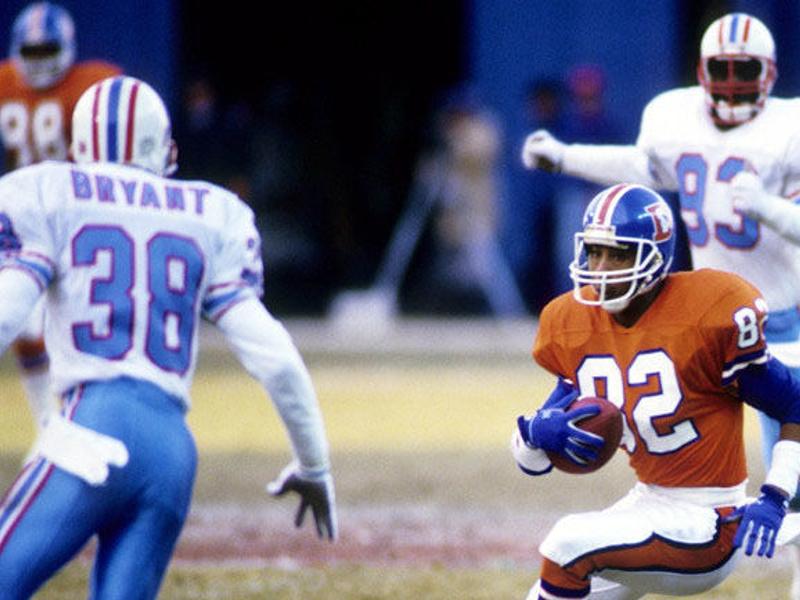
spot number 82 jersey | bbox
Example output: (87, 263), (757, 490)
(533, 269), (769, 488)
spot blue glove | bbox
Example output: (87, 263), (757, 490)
(517, 389), (603, 466)
(542, 378), (577, 409)
(727, 485), (788, 558)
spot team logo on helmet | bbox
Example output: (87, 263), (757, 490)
(645, 202), (673, 242)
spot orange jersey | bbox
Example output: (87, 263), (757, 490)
(533, 269), (769, 488)
(0, 60), (121, 170)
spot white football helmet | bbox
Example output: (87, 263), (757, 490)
(72, 76), (177, 176)
(10, 2), (76, 90)
(697, 13), (776, 127)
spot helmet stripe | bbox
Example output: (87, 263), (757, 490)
(91, 82), (103, 161)
(729, 14), (738, 43)
(595, 183), (627, 225)
(743, 16), (751, 42)
(43, 4), (57, 40)
(124, 82), (140, 162)
(29, 4), (45, 41)
(106, 78), (124, 162)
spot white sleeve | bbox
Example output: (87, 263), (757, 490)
(561, 143), (661, 188)
(0, 268), (43, 353)
(216, 297), (330, 472)
(747, 194), (800, 245)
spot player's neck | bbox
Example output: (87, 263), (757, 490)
(611, 280), (665, 328)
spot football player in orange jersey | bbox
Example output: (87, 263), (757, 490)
(512, 183), (800, 599)
(0, 2), (121, 439)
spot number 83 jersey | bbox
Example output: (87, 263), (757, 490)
(0, 161), (264, 407)
(533, 269), (769, 488)
(637, 86), (800, 313)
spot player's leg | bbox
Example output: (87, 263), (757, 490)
(526, 572), (639, 599)
(0, 458), (105, 597)
(79, 377), (197, 600)
(763, 318), (800, 599)
(91, 500), (189, 600)
(527, 485), (740, 599)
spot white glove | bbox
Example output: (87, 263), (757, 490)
(521, 129), (565, 173)
(267, 461), (338, 541)
(36, 414), (129, 486)
(730, 170), (767, 218)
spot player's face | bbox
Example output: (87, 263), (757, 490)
(707, 57), (763, 104)
(586, 243), (636, 299)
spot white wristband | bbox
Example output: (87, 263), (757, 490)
(765, 440), (800, 498)
(510, 428), (552, 475)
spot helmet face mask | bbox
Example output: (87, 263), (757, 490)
(10, 2), (76, 90)
(697, 13), (776, 127)
(72, 76), (176, 176)
(569, 184), (675, 313)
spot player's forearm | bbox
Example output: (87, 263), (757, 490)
(562, 144), (660, 188)
(746, 194), (800, 245)
(0, 268), (42, 352)
(764, 427), (800, 498)
(216, 298), (330, 471)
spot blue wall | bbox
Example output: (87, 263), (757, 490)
(0, 0), (177, 111)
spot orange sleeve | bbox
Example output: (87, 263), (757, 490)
(533, 299), (569, 379)
(697, 274), (769, 386)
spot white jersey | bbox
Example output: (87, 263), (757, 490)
(637, 86), (800, 312)
(0, 161), (263, 403)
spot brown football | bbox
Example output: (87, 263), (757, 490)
(546, 396), (623, 475)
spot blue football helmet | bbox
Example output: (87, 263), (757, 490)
(569, 184), (675, 313)
(10, 2), (76, 90)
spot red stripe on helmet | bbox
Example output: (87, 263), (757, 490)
(124, 81), (139, 162)
(91, 82), (103, 161)
(718, 18), (724, 45)
(596, 184), (627, 224)
(743, 17), (751, 42)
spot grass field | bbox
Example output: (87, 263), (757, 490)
(0, 320), (794, 599)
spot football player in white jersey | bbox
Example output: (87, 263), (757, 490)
(522, 12), (800, 596)
(0, 76), (337, 599)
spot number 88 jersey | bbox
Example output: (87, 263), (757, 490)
(533, 268), (769, 488)
(0, 59), (120, 171)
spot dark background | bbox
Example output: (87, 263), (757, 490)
(1, 0), (798, 315)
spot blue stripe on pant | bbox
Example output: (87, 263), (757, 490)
(0, 377), (197, 600)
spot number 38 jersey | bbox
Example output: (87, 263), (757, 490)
(533, 269), (768, 488)
(0, 161), (264, 406)
(0, 60), (120, 171)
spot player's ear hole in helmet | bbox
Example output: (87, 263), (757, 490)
(569, 184), (675, 314)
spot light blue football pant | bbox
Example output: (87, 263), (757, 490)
(760, 306), (800, 502)
(0, 376), (197, 599)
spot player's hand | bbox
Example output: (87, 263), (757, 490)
(517, 390), (603, 466)
(726, 484), (788, 558)
(267, 461), (338, 541)
(521, 129), (565, 173)
(541, 378), (577, 409)
(730, 170), (765, 218)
